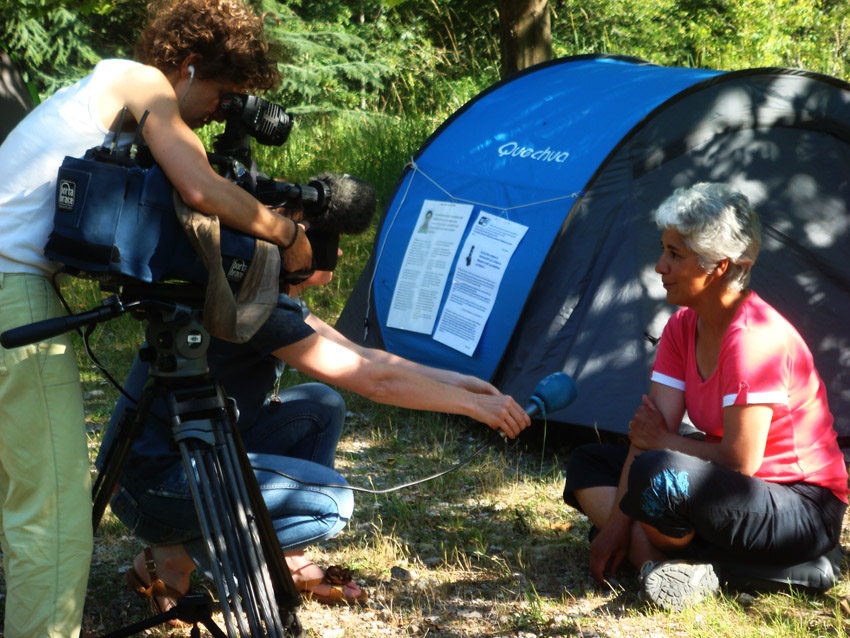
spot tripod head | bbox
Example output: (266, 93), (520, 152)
(125, 284), (212, 379)
(0, 282), (213, 379)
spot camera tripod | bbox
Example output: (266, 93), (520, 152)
(3, 282), (303, 638)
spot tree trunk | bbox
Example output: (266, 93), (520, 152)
(0, 49), (34, 145)
(497, 0), (553, 79)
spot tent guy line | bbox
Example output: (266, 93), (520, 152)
(408, 159), (584, 212)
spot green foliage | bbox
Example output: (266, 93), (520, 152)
(7, 0), (850, 109)
(256, 1), (388, 112)
(258, 0), (499, 117)
(378, 0), (502, 109)
(264, 0), (850, 115)
(550, 0), (850, 75)
(1, 0), (144, 95)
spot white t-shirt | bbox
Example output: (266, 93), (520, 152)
(0, 59), (140, 275)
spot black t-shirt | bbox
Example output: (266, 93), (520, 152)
(106, 294), (315, 489)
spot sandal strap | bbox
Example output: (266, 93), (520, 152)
(143, 547), (159, 580)
(297, 577), (326, 591)
(136, 547), (185, 600)
(149, 577), (186, 600)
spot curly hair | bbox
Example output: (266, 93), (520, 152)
(135, 0), (280, 91)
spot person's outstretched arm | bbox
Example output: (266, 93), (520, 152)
(274, 331), (531, 439)
(303, 311), (501, 396)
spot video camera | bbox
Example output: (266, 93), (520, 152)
(44, 93), (376, 288)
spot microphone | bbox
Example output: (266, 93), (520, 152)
(257, 173), (377, 235)
(303, 172), (377, 235)
(525, 372), (578, 417)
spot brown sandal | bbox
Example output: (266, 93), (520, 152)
(125, 547), (191, 627)
(294, 564), (368, 605)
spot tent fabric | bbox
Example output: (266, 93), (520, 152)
(337, 56), (850, 446)
(339, 56), (721, 379)
(492, 66), (850, 441)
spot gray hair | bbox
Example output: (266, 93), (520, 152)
(654, 182), (762, 291)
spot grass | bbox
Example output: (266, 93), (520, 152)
(17, 316), (850, 638)
(1, 109), (849, 638)
(70, 361), (850, 638)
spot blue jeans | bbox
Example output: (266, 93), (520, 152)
(109, 382), (353, 566)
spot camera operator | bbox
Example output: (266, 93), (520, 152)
(104, 245), (532, 616)
(0, 1), (307, 635)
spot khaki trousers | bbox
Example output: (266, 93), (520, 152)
(0, 273), (91, 637)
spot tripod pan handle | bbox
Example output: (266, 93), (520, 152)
(1, 302), (123, 349)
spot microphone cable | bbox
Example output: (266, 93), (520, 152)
(249, 430), (513, 495)
(52, 279), (547, 495)
(57, 290), (537, 495)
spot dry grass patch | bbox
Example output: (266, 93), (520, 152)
(2, 393), (850, 638)
(1, 336), (850, 638)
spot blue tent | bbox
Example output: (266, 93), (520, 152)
(338, 54), (850, 445)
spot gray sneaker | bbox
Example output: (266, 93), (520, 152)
(639, 560), (720, 611)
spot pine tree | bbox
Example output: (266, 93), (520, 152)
(1, 0), (142, 96)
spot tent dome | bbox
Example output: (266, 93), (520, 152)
(338, 55), (850, 445)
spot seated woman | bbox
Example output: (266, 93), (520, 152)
(101, 262), (531, 620)
(563, 182), (848, 611)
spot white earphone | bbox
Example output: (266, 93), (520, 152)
(179, 65), (196, 105)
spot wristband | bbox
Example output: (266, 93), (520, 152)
(280, 220), (299, 251)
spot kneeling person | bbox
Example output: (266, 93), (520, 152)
(563, 183), (848, 611)
(104, 257), (531, 615)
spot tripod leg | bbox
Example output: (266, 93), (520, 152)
(227, 423), (302, 607)
(171, 383), (301, 637)
(181, 437), (289, 638)
(92, 383), (157, 530)
(192, 439), (291, 636)
(217, 427), (296, 626)
(182, 443), (255, 637)
(211, 442), (281, 630)
(97, 593), (229, 638)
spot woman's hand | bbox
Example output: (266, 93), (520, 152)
(589, 515), (631, 583)
(470, 393), (531, 439)
(629, 394), (675, 450)
(457, 374), (501, 396)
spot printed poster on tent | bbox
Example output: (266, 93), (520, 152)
(433, 212), (528, 356)
(386, 200), (474, 334)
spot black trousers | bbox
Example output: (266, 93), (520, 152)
(564, 444), (846, 564)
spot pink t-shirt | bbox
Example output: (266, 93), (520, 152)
(651, 292), (848, 503)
